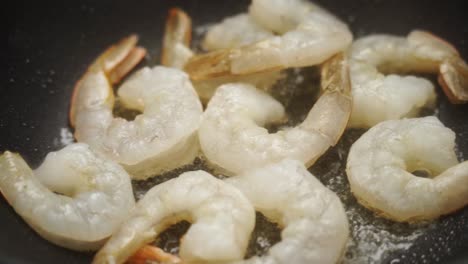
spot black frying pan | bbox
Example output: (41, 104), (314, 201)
(3, 0), (468, 263)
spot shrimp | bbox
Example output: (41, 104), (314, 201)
(184, 0), (353, 80)
(198, 53), (351, 175)
(0, 143), (135, 251)
(161, 8), (283, 102)
(70, 35), (203, 180)
(226, 159), (349, 264)
(349, 30), (468, 128)
(346, 116), (468, 222)
(131, 159), (349, 264)
(92, 171), (255, 264)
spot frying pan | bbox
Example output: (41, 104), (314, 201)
(3, 0), (468, 263)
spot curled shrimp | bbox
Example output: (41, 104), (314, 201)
(131, 159), (349, 264)
(92, 171), (255, 264)
(349, 30), (468, 128)
(184, 0), (353, 80)
(346, 116), (468, 222)
(70, 35), (203, 180)
(0, 143), (135, 251)
(161, 8), (283, 102)
(226, 159), (349, 264)
(198, 53), (351, 175)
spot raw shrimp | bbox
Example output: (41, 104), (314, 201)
(92, 171), (255, 264)
(346, 116), (468, 222)
(198, 53), (351, 175)
(161, 8), (282, 102)
(132, 159), (350, 264)
(349, 30), (468, 128)
(70, 35), (203, 180)
(184, 0), (353, 80)
(0, 143), (135, 251)
(226, 159), (349, 264)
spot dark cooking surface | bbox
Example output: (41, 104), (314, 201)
(3, 0), (468, 263)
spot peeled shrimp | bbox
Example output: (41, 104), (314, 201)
(184, 0), (353, 80)
(132, 159), (349, 264)
(226, 159), (349, 264)
(346, 116), (468, 222)
(198, 53), (351, 175)
(92, 171), (255, 264)
(0, 143), (135, 251)
(161, 8), (282, 102)
(70, 35), (203, 179)
(349, 30), (468, 128)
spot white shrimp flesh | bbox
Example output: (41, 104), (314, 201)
(202, 13), (274, 51)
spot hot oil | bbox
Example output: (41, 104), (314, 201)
(84, 57), (444, 264)
(112, 99), (142, 121)
(267, 67), (435, 263)
(127, 65), (434, 262)
(124, 26), (449, 263)
(132, 157), (211, 200)
(245, 212), (282, 258)
(154, 221), (191, 255)
(266, 67), (321, 132)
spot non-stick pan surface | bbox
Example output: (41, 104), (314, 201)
(3, 0), (468, 263)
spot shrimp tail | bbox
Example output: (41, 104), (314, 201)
(409, 30), (468, 104)
(69, 35), (147, 128)
(128, 245), (182, 264)
(184, 49), (238, 80)
(109, 46), (147, 85)
(438, 57), (468, 104)
(162, 8), (192, 68)
(317, 52), (352, 145)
